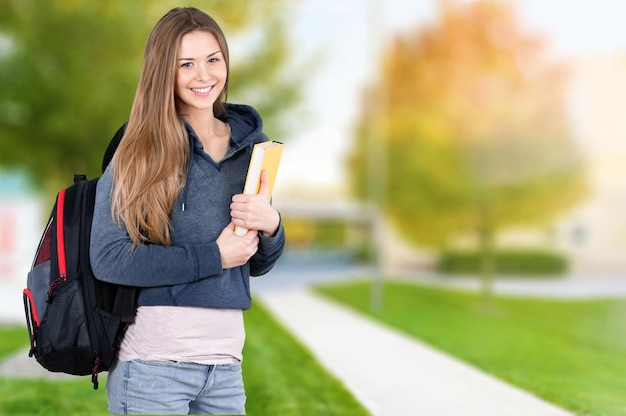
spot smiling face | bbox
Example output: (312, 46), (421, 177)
(175, 30), (228, 117)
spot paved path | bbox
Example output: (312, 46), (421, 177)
(256, 287), (572, 416)
(396, 271), (626, 299)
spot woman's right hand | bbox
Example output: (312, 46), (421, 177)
(216, 222), (259, 269)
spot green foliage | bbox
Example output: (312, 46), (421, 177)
(0, 1), (144, 191)
(0, 0), (304, 194)
(317, 280), (626, 416)
(0, 304), (367, 415)
(349, 1), (586, 248)
(437, 248), (568, 275)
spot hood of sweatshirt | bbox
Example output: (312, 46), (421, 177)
(180, 103), (269, 211)
(218, 103), (265, 146)
(186, 103), (267, 158)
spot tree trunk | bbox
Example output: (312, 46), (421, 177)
(478, 201), (495, 308)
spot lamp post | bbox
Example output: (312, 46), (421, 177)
(367, 0), (387, 311)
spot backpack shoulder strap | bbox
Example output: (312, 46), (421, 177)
(113, 287), (137, 324)
(102, 123), (127, 173)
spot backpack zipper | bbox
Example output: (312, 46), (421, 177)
(92, 354), (100, 389)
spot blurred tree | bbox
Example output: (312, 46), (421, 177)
(349, 0), (586, 302)
(0, 0), (302, 193)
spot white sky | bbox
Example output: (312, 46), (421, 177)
(275, 0), (626, 195)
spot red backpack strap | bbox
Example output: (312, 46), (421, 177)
(56, 189), (67, 278)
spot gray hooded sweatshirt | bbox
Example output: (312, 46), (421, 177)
(90, 104), (285, 310)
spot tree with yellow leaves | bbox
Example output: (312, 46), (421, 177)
(350, 0), (586, 301)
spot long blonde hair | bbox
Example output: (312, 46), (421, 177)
(112, 7), (230, 246)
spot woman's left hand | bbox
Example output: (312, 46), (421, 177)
(230, 170), (280, 237)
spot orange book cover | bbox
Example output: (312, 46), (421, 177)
(235, 141), (284, 236)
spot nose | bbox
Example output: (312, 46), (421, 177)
(197, 63), (211, 81)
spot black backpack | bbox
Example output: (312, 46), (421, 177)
(23, 127), (135, 389)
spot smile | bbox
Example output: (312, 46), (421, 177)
(191, 86), (212, 94)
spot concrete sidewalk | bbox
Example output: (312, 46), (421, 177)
(256, 287), (573, 416)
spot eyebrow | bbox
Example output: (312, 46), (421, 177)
(178, 50), (222, 61)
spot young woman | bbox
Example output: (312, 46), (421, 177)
(90, 7), (285, 415)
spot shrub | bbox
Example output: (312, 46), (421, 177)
(436, 248), (568, 276)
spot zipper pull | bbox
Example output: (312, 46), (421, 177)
(46, 274), (67, 303)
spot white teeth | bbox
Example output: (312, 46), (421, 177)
(192, 87), (211, 93)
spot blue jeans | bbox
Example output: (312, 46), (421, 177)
(106, 359), (246, 415)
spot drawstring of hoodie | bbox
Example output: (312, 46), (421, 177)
(180, 123), (195, 212)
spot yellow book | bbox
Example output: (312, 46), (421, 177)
(235, 141), (284, 236)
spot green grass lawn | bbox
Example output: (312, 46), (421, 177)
(0, 302), (368, 416)
(316, 279), (626, 416)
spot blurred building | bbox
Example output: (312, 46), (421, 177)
(555, 56), (626, 274)
(0, 171), (42, 323)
